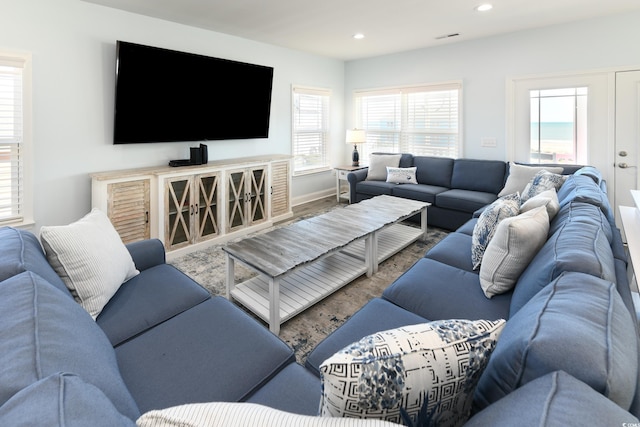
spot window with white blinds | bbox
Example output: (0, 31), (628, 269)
(292, 86), (330, 175)
(354, 82), (462, 160)
(0, 55), (25, 224)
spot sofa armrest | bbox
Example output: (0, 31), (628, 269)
(126, 239), (166, 271)
(347, 169), (368, 204)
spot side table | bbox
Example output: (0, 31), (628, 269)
(334, 165), (367, 203)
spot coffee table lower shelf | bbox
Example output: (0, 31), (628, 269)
(230, 223), (423, 331)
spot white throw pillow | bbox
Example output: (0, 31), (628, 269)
(136, 402), (399, 427)
(480, 207), (549, 298)
(520, 188), (560, 220)
(320, 319), (506, 426)
(40, 208), (139, 319)
(471, 193), (521, 270)
(366, 154), (402, 181)
(386, 166), (418, 184)
(498, 163), (563, 197)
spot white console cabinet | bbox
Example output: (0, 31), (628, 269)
(91, 155), (292, 257)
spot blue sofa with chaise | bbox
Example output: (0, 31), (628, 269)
(1, 163), (639, 425)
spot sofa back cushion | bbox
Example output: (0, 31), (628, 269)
(0, 271), (140, 419)
(474, 272), (638, 412)
(0, 227), (69, 296)
(468, 371), (639, 426)
(0, 373), (135, 426)
(509, 219), (616, 316)
(557, 174), (614, 222)
(412, 156), (454, 188)
(451, 159), (506, 194)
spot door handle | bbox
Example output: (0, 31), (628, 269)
(618, 163), (637, 169)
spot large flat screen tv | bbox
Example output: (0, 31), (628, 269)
(113, 41), (274, 144)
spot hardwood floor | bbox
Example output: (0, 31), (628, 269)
(277, 196), (341, 224)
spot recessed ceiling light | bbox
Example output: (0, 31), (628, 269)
(353, 33), (365, 40)
(475, 4), (493, 12)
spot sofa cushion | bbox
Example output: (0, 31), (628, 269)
(0, 227), (69, 295)
(480, 207), (549, 298)
(549, 199), (613, 244)
(474, 272), (638, 411)
(0, 373), (135, 427)
(498, 163), (563, 197)
(366, 154), (401, 181)
(356, 180), (396, 197)
(557, 174), (614, 222)
(382, 258), (512, 322)
(412, 156), (454, 188)
(137, 402), (399, 427)
(521, 170), (566, 202)
(96, 264), (211, 346)
(245, 363), (321, 416)
(115, 296), (295, 413)
(435, 189), (499, 213)
(471, 193), (521, 270)
(305, 298), (428, 377)
(424, 231), (475, 272)
(467, 371), (639, 427)
(574, 165), (603, 185)
(0, 271), (140, 419)
(320, 319), (505, 425)
(385, 166), (417, 184)
(510, 220), (616, 315)
(40, 208), (139, 319)
(519, 188), (560, 220)
(391, 183), (448, 204)
(451, 159), (506, 194)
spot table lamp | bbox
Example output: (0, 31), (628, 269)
(346, 129), (366, 167)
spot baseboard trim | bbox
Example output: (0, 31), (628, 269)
(292, 188), (335, 207)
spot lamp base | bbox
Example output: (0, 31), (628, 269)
(352, 144), (359, 167)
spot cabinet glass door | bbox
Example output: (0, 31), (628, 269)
(249, 167), (267, 224)
(166, 177), (192, 249)
(196, 173), (220, 240)
(227, 170), (246, 231)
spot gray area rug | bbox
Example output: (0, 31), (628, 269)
(170, 205), (448, 364)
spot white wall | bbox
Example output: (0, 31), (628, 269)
(0, 0), (344, 229)
(345, 11), (640, 161)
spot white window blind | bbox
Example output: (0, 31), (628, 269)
(0, 56), (24, 223)
(355, 82), (461, 160)
(292, 86), (330, 175)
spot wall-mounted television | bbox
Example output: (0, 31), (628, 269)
(113, 41), (274, 144)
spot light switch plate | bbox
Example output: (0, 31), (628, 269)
(481, 137), (497, 148)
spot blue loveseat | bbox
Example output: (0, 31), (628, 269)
(1, 164), (639, 425)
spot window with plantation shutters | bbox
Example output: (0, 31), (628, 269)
(354, 82), (462, 160)
(0, 54), (26, 224)
(292, 86), (330, 175)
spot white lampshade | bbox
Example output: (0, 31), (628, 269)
(346, 129), (366, 145)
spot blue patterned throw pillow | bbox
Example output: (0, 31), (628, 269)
(471, 193), (520, 270)
(319, 319), (506, 427)
(521, 170), (566, 202)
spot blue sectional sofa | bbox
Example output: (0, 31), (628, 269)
(309, 168), (640, 424)
(1, 163), (639, 425)
(347, 154), (583, 230)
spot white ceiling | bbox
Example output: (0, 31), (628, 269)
(83, 0), (640, 60)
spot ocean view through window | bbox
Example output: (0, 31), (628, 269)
(530, 87), (587, 164)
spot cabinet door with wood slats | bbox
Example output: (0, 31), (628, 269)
(107, 179), (150, 244)
(271, 160), (290, 218)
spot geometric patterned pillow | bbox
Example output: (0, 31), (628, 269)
(471, 193), (521, 270)
(319, 319), (506, 427)
(521, 170), (566, 202)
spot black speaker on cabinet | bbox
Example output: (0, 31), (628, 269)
(190, 147), (202, 165)
(200, 143), (208, 164)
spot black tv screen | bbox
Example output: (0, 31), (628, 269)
(113, 41), (274, 144)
